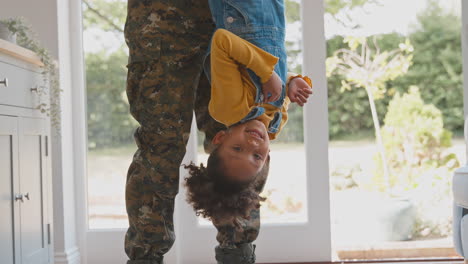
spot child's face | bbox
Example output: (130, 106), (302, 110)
(212, 119), (270, 182)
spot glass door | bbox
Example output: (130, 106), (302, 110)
(178, 1), (332, 263)
(81, 0), (331, 263)
(81, 0), (138, 263)
(325, 0), (463, 260)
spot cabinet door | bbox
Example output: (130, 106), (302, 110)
(0, 115), (21, 264)
(18, 117), (49, 264)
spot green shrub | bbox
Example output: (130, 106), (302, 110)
(326, 34), (402, 139)
(391, 2), (463, 132)
(354, 87), (459, 239)
(86, 48), (137, 149)
(276, 103), (304, 143)
(324, 2), (463, 139)
(370, 86), (458, 192)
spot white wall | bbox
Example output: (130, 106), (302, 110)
(0, 0), (59, 59)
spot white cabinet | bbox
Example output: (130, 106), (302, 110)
(0, 61), (42, 108)
(0, 39), (51, 264)
(0, 116), (20, 264)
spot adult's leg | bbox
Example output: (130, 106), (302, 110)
(213, 161), (269, 264)
(124, 0), (213, 263)
(213, 208), (260, 263)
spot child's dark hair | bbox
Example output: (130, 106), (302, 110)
(184, 148), (270, 226)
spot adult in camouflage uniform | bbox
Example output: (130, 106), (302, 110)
(124, 0), (263, 263)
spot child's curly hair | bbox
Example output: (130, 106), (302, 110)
(184, 148), (270, 227)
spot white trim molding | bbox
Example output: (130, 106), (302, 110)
(54, 246), (81, 264)
(301, 0), (333, 261)
(68, 0), (90, 262)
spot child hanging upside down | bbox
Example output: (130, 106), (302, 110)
(185, 27), (312, 225)
(184, 1), (312, 262)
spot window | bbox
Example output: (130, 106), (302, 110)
(325, 0), (463, 260)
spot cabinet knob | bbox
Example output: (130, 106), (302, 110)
(15, 194), (24, 202)
(0, 78), (8, 87)
(30, 86), (38, 92)
(24, 192), (30, 200)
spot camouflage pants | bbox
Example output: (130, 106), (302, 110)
(124, 1), (263, 263)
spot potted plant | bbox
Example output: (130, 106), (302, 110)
(0, 17), (61, 131)
(0, 20), (17, 43)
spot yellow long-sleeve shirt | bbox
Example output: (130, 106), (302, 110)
(208, 28), (290, 140)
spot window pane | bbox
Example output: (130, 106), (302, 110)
(325, 0), (462, 260)
(83, 0), (309, 229)
(84, 0), (131, 229)
(84, 0), (309, 229)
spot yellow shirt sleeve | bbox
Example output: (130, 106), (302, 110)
(208, 28), (279, 127)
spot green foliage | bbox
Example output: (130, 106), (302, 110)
(285, 40), (302, 74)
(391, 1), (463, 132)
(84, 0), (136, 149)
(325, 0), (382, 29)
(82, 0), (126, 33)
(0, 17), (61, 131)
(285, 0), (303, 74)
(330, 165), (359, 191)
(286, 0), (380, 24)
(276, 103), (304, 143)
(83, 0), (464, 147)
(326, 2), (463, 139)
(284, 0), (381, 141)
(86, 47), (137, 149)
(328, 73), (389, 137)
(326, 35), (393, 137)
(326, 33), (427, 139)
(410, 167), (453, 239)
(327, 36), (413, 100)
(285, 0), (300, 24)
(325, 0), (380, 15)
(368, 88), (458, 239)
(370, 87), (459, 192)
(280, 0), (305, 143)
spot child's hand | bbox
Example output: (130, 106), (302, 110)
(288, 77), (313, 107)
(262, 71), (282, 103)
